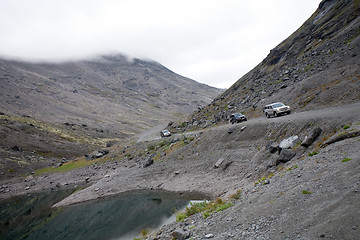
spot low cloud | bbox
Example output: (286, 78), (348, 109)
(0, 0), (321, 88)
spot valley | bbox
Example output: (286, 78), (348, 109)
(0, 0), (359, 239)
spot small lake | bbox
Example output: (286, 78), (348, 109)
(0, 188), (205, 240)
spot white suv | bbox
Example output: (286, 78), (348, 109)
(263, 102), (291, 118)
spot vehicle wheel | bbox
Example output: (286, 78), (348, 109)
(288, 111), (291, 114)
(266, 113), (270, 118)
(274, 112), (278, 117)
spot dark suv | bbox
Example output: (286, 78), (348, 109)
(230, 113), (247, 124)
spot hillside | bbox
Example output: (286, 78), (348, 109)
(0, 54), (222, 178)
(175, 0), (359, 131)
(0, 54), (221, 134)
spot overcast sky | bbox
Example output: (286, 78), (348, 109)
(0, 0), (321, 89)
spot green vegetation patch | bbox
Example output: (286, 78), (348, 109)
(176, 198), (233, 221)
(343, 124), (350, 130)
(255, 173), (274, 185)
(308, 151), (318, 156)
(229, 190), (242, 200)
(341, 158), (352, 162)
(35, 157), (105, 175)
(302, 190), (313, 195)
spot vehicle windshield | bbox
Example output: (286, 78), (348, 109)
(272, 103), (285, 108)
(162, 130), (169, 133)
(234, 113), (243, 117)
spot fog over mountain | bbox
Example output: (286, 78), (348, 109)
(0, 0), (321, 88)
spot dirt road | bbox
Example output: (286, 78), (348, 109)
(137, 102), (360, 142)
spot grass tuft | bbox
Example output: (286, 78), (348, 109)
(341, 158), (352, 162)
(302, 190), (313, 195)
(308, 151), (318, 156)
(230, 190), (242, 200)
(343, 124), (350, 130)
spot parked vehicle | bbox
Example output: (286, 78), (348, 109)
(263, 102), (291, 118)
(160, 129), (171, 137)
(230, 113), (247, 124)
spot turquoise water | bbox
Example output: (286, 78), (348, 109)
(0, 189), (200, 240)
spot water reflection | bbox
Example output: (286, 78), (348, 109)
(1, 189), (200, 240)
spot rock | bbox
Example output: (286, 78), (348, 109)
(144, 153), (156, 168)
(279, 136), (299, 149)
(86, 149), (110, 160)
(301, 127), (323, 147)
(268, 142), (280, 153)
(277, 149), (296, 164)
(321, 130), (360, 147)
(222, 161), (233, 171)
(205, 233), (214, 238)
(228, 127), (235, 134)
(95, 150), (109, 158)
(144, 158), (154, 168)
(11, 146), (20, 151)
(214, 158), (224, 168)
(171, 229), (190, 240)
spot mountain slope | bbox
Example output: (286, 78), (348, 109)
(0, 54), (222, 177)
(181, 0), (359, 130)
(0, 54), (222, 135)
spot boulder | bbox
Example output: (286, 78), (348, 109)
(171, 229), (190, 240)
(321, 130), (360, 147)
(143, 153), (156, 168)
(267, 142), (280, 153)
(85, 149), (110, 160)
(95, 150), (109, 158)
(205, 233), (214, 239)
(301, 127), (323, 147)
(279, 136), (299, 149)
(276, 149), (296, 164)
